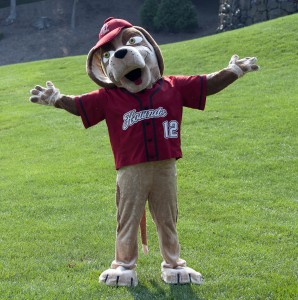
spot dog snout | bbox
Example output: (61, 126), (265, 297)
(114, 49), (128, 59)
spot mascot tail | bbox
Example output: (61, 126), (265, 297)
(140, 209), (148, 255)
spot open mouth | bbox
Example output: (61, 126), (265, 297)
(125, 68), (142, 85)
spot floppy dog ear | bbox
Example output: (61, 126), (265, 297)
(134, 26), (164, 76)
(86, 48), (116, 88)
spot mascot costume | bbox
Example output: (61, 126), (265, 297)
(29, 17), (259, 287)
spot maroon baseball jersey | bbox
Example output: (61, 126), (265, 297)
(75, 75), (207, 169)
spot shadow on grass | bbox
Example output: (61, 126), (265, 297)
(128, 279), (202, 300)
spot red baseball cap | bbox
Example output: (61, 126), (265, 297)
(94, 17), (133, 49)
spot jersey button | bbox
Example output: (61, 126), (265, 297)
(146, 122), (150, 126)
(147, 138), (152, 142)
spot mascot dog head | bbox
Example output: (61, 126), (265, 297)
(87, 17), (164, 93)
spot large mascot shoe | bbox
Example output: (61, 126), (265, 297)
(161, 266), (204, 285)
(99, 266), (138, 287)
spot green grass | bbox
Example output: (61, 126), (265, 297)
(1, 14), (297, 299)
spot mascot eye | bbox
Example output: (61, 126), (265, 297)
(102, 51), (114, 63)
(126, 36), (143, 45)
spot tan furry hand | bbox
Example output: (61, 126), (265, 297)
(29, 81), (61, 106)
(227, 54), (259, 78)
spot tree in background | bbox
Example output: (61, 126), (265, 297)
(4, 0), (16, 25)
(71, 0), (79, 29)
(140, 0), (159, 31)
(154, 0), (198, 33)
(141, 0), (198, 33)
(2, 0), (80, 29)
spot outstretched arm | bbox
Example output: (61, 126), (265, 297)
(29, 81), (79, 116)
(206, 55), (259, 96)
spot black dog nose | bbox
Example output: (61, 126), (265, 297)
(114, 49), (128, 59)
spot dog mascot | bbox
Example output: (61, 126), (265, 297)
(30, 17), (259, 287)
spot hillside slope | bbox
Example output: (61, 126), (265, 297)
(0, 14), (297, 300)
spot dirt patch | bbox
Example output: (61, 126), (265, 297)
(0, 0), (219, 66)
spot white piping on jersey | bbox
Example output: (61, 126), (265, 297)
(122, 107), (167, 130)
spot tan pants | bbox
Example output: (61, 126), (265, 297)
(111, 159), (185, 270)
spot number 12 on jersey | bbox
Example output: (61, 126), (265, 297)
(163, 120), (179, 139)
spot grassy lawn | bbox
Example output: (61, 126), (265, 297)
(0, 14), (297, 299)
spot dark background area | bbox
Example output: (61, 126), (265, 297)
(0, 0), (219, 66)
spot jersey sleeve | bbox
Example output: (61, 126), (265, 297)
(75, 89), (108, 128)
(171, 75), (207, 110)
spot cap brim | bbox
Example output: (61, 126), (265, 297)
(94, 27), (125, 49)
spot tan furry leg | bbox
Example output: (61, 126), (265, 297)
(113, 165), (149, 269)
(148, 159), (181, 268)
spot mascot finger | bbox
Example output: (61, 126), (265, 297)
(229, 54), (239, 65)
